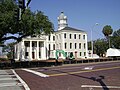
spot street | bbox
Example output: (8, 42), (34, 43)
(0, 61), (120, 90)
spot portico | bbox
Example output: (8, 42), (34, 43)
(14, 39), (47, 61)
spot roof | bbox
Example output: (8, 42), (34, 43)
(106, 48), (120, 57)
(55, 27), (86, 33)
(58, 12), (67, 19)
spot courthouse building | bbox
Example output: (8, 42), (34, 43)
(14, 12), (88, 61)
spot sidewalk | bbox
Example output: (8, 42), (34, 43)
(0, 70), (24, 90)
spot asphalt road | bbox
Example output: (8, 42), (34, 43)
(15, 61), (120, 90)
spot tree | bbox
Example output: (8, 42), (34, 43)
(94, 39), (108, 57)
(102, 25), (113, 48)
(0, 0), (54, 43)
(111, 29), (120, 49)
(2, 42), (16, 59)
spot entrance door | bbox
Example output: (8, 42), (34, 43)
(32, 52), (35, 59)
(75, 51), (77, 59)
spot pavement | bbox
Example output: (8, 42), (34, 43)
(0, 69), (24, 90)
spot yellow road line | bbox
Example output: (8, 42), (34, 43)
(49, 66), (120, 77)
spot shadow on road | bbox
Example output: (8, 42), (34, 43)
(89, 76), (109, 90)
(52, 69), (109, 90)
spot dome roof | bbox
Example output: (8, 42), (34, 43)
(58, 12), (67, 19)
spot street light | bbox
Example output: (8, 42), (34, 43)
(91, 23), (99, 58)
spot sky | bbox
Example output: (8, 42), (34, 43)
(1, 0), (120, 54)
(28, 0), (120, 41)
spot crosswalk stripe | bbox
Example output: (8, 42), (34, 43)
(0, 78), (18, 81)
(81, 85), (120, 89)
(22, 69), (49, 78)
(0, 82), (22, 87)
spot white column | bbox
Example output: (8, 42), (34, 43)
(41, 42), (46, 60)
(36, 41), (39, 60)
(29, 41), (32, 60)
(21, 41), (25, 60)
(44, 41), (46, 60)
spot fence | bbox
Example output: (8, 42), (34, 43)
(0, 57), (120, 69)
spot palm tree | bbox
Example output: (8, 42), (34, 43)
(102, 25), (113, 48)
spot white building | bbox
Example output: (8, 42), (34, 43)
(14, 12), (88, 61)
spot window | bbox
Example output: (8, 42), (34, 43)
(79, 43), (81, 49)
(79, 52), (82, 56)
(65, 52), (67, 56)
(24, 41), (30, 47)
(49, 44), (50, 50)
(70, 43), (72, 49)
(53, 36), (55, 41)
(25, 52), (28, 56)
(39, 52), (41, 58)
(48, 35), (50, 41)
(64, 33), (66, 38)
(74, 34), (76, 39)
(32, 41), (36, 47)
(32, 43), (35, 47)
(39, 42), (44, 47)
(84, 43), (86, 49)
(84, 52), (86, 56)
(39, 42), (41, 47)
(53, 44), (55, 50)
(69, 34), (72, 39)
(83, 35), (85, 40)
(79, 34), (81, 39)
(64, 43), (67, 49)
(75, 43), (77, 49)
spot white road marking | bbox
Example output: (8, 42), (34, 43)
(0, 78), (18, 81)
(0, 75), (15, 77)
(84, 66), (94, 70)
(22, 69), (49, 78)
(12, 69), (30, 90)
(81, 85), (120, 89)
(0, 82), (22, 87)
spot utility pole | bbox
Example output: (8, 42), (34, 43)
(91, 23), (99, 58)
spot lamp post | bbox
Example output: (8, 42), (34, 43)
(91, 23), (99, 58)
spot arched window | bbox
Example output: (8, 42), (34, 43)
(79, 43), (81, 49)
(75, 43), (77, 49)
(48, 35), (50, 41)
(69, 34), (72, 39)
(79, 34), (81, 39)
(49, 44), (51, 50)
(70, 43), (72, 49)
(64, 43), (67, 49)
(53, 44), (55, 50)
(53, 36), (55, 41)
(64, 33), (66, 38)
(74, 34), (76, 39)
